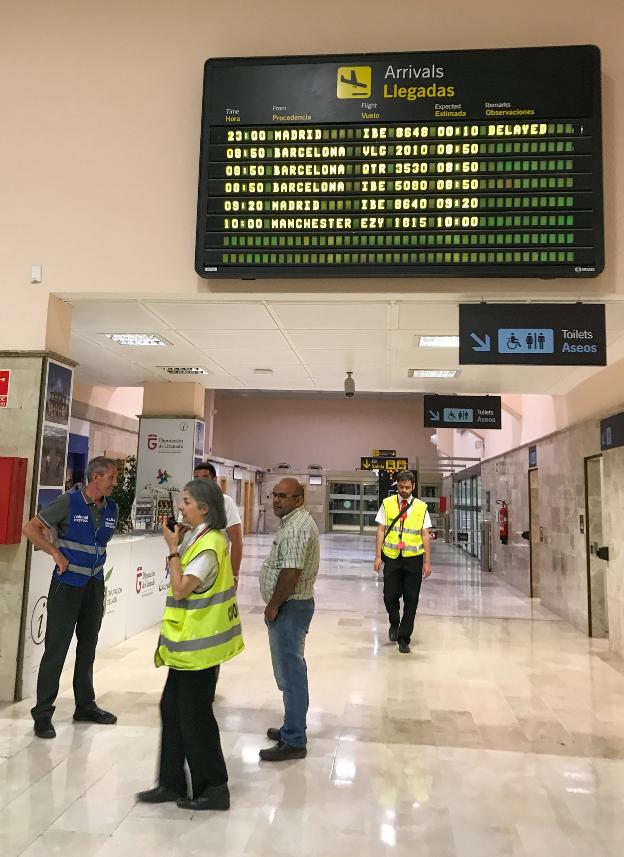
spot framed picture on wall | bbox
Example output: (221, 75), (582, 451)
(39, 424), (69, 488)
(44, 360), (73, 426)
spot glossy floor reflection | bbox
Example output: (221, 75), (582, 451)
(2, 536), (624, 856)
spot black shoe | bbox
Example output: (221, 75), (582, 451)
(177, 784), (230, 811)
(73, 706), (117, 725)
(136, 786), (183, 804)
(388, 624), (399, 642)
(266, 727), (281, 741)
(33, 717), (56, 739)
(398, 641), (411, 654)
(259, 741), (307, 762)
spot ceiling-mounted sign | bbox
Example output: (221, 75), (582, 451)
(361, 456), (408, 471)
(196, 45), (603, 279)
(372, 449), (396, 457)
(600, 411), (624, 451)
(0, 370), (9, 408)
(459, 303), (606, 365)
(423, 394), (501, 428)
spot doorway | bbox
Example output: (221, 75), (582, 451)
(243, 480), (253, 534)
(584, 455), (608, 638)
(528, 468), (541, 597)
(328, 481), (378, 533)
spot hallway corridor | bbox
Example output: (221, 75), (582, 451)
(1, 536), (624, 856)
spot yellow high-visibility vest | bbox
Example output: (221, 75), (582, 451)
(155, 528), (244, 670)
(381, 495), (428, 559)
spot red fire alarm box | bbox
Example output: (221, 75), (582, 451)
(0, 457), (28, 544)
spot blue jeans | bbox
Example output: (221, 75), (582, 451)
(266, 598), (314, 748)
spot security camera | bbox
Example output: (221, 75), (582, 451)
(344, 371), (355, 398)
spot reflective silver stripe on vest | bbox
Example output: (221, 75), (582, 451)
(389, 526), (422, 536)
(159, 624), (242, 652)
(66, 562), (105, 576)
(166, 586), (236, 611)
(57, 539), (98, 554)
(383, 539), (423, 550)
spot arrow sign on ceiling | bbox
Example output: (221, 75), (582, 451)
(470, 333), (491, 352)
(428, 410), (440, 421)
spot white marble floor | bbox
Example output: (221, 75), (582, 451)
(2, 535), (624, 856)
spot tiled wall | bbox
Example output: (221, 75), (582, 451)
(478, 412), (624, 660)
(602, 446), (624, 658)
(0, 355), (45, 701)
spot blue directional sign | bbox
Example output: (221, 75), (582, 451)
(443, 408), (474, 423)
(459, 304), (606, 366)
(424, 395), (501, 429)
(498, 329), (555, 355)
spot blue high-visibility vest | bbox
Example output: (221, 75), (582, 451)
(55, 491), (117, 583)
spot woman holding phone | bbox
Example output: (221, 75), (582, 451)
(137, 478), (244, 811)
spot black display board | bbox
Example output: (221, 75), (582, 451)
(424, 395), (501, 429)
(459, 303), (606, 365)
(195, 45), (603, 279)
(600, 411), (624, 451)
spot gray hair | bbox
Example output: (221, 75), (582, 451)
(395, 469), (415, 485)
(184, 478), (226, 530)
(87, 456), (117, 482)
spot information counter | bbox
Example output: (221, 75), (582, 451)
(21, 533), (168, 699)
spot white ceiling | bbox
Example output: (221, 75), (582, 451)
(67, 296), (624, 396)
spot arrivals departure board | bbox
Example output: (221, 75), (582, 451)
(195, 46), (603, 279)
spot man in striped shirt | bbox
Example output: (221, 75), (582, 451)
(259, 478), (320, 762)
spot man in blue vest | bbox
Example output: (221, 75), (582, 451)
(23, 456), (119, 739)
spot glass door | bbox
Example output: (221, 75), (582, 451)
(329, 481), (379, 533)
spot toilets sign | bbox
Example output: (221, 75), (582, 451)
(459, 303), (606, 366)
(424, 395), (501, 429)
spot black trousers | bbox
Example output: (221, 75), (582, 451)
(158, 667), (227, 798)
(383, 554), (424, 644)
(31, 576), (104, 721)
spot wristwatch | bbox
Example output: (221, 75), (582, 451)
(167, 552), (179, 561)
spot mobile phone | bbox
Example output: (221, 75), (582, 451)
(166, 490), (177, 532)
(166, 517), (177, 532)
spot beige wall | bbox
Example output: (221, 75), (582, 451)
(2, 0), (624, 351)
(212, 392), (439, 470)
(0, 355), (45, 701)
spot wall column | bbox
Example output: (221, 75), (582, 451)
(0, 297), (73, 700)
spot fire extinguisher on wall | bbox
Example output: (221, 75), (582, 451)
(499, 501), (509, 545)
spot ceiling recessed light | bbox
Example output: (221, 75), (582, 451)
(254, 368), (274, 375)
(417, 335), (460, 348)
(105, 334), (171, 346)
(408, 369), (459, 379)
(159, 366), (211, 375)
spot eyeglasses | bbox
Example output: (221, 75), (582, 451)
(271, 492), (301, 499)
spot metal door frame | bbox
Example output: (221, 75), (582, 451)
(583, 453), (602, 638)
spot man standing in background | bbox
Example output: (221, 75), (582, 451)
(22, 457), (120, 738)
(194, 461), (243, 583)
(259, 478), (320, 762)
(373, 469), (432, 654)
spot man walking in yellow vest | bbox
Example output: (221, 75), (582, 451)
(373, 470), (432, 653)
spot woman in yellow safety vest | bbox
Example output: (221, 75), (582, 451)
(137, 478), (244, 811)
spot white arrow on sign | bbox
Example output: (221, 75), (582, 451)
(428, 410), (440, 421)
(470, 332), (491, 352)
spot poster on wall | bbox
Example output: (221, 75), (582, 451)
(136, 418), (205, 503)
(44, 361), (72, 425)
(39, 424), (69, 487)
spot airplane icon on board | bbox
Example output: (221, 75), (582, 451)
(336, 66), (371, 98)
(340, 69), (368, 89)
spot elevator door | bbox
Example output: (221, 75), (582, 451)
(585, 455), (608, 638)
(328, 482), (378, 533)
